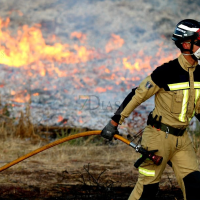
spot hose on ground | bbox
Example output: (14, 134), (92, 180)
(0, 131), (131, 172)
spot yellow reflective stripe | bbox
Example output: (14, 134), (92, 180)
(194, 82), (200, 89)
(168, 82), (200, 90)
(168, 82), (189, 90)
(195, 89), (200, 104)
(190, 89), (200, 121)
(179, 90), (189, 122)
(139, 167), (155, 176)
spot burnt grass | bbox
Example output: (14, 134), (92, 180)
(0, 164), (184, 200)
(0, 126), (186, 200)
(0, 134), (185, 200)
(0, 185), (183, 200)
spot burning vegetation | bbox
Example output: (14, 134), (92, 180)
(0, 15), (179, 128)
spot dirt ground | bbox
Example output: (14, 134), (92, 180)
(0, 136), (186, 200)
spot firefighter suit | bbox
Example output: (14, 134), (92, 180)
(111, 53), (200, 200)
(101, 19), (200, 200)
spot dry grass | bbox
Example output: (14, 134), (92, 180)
(0, 102), (199, 195)
(0, 102), (138, 176)
(0, 101), (199, 166)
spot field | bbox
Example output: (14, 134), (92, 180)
(0, 106), (199, 199)
(0, 135), (185, 200)
(1, 0), (200, 199)
(0, 113), (198, 200)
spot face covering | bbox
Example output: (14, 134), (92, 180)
(194, 47), (200, 60)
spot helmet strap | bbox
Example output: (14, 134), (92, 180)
(190, 39), (198, 61)
(190, 39), (194, 54)
(182, 53), (193, 55)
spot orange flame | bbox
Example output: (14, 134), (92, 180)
(0, 16), (180, 103)
(70, 32), (87, 43)
(123, 56), (151, 72)
(57, 115), (63, 122)
(0, 18), (94, 69)
(105, 33), (124, 53)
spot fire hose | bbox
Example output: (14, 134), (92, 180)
(0, 130), (163, 173)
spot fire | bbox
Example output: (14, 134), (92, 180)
(94, 86), (113, 93)
(123, 57), (151, 72)
(57, 115), (63, 122)
(0, 18), (94, 68)
(0, 17), (179, 104)
(105, 68), (110, 73)
(105, 33), (124, 53)
(94, 87), (107, 93)
(70, 32), (87, 43)
(11, 93), (30, 103)
(156, 43), (180, 65)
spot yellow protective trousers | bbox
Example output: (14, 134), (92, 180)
(128, 125), (199, 200)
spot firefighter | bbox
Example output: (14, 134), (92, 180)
(101, 19), (200, 200)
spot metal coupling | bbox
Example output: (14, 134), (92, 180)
(129, 142), (137, 149)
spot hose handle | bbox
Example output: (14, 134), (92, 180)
(134, 147), (163, 168)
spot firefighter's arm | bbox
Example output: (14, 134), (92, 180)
(111, 87), (138, 125)
(112, 75), (160, 125)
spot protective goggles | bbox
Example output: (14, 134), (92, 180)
(182, 40), (200, 47)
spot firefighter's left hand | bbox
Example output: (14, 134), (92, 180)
(101, 120), (119, 141)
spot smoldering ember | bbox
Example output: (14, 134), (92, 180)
(0, 0), (200, 199)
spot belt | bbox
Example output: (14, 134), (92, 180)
(149, 121), (186, 136)
(147, 113), (186, 136)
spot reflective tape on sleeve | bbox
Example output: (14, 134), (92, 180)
(139, 167), (155, 177)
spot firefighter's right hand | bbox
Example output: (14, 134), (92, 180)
(101, 120), (119, 141)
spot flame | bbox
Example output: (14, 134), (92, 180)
(70, 32), (87, 43)
(156, 43), (180, 65)
(0, 17), (180, 105)
(11, 93), (30, 103)
(57, 115), (63, 122)
(123, 56), (152, 73)
(0, 18), (94, 68)
(77, 111), (82, 115)
(105, 33), (124, 53)
(94, 87), (107, 93)
(79, 117), (83, 123)
(94, 86), (113, 93)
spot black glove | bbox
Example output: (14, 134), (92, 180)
(101, 120), (119, 141)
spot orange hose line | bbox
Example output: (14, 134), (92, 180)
(114, 134), (130, 145)
(0, 131), (131, 173)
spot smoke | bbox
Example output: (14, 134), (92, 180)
(0, 0), (199, 129)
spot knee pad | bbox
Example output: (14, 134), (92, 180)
(183, 171), (200, 200)
(139, 183), (159, 200)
